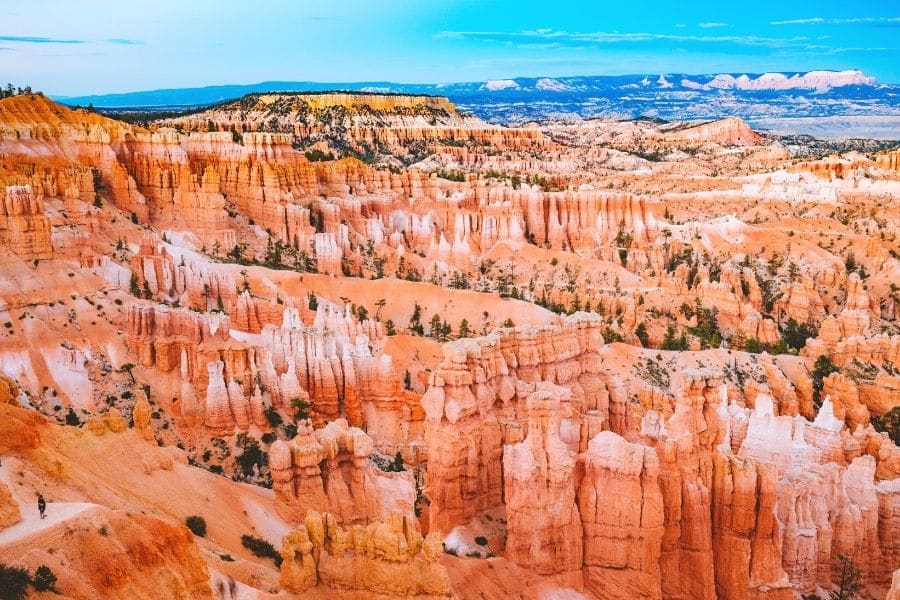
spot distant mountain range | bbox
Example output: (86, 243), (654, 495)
(53, 70), (900, 137)
(55, 70), (880, 107)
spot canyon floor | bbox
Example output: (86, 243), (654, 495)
(0, 90), (899, 599)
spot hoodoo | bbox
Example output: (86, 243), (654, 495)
(1, 14), (899, 597)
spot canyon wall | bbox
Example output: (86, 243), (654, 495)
(422, 321), (900, 599)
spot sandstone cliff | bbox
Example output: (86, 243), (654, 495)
(280, 510), (452, 598)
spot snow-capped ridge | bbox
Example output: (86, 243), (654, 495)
(482, 79), (520, 91)
(535, 78), (572, 92)
(682, 69), (875, 92)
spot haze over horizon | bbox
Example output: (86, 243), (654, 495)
(1, 0), (899, 96)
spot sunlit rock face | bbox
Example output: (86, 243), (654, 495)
(504, 389), (583, 576)
(578, 430), (664, 599)
(270, 418), (416, 526)
(279, 510), (452, 598)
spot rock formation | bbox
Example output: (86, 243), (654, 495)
(503, 387), (583, 576)
(421, 328), (900, 598)
(0, 185), (53, 259)
(271, 419), (415, 525)
(0, 374), (21, 405)
(664, 117), (764, 147)
(132, 392), (154, 441)
(0, 479), (20, 529)
(578, 431), (664, 599)
(280, 510), (451, 598)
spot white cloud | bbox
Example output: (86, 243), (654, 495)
(698, 22), (729, 29)
(435, 29), (819, 50)
(771, 16), (900, 26)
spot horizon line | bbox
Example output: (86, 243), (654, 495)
(45, 67), (887, 99)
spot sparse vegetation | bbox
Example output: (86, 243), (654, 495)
(185, 516), (207, 537)
(872, 406), (900, 445)
(660, 325), (688, 351)
(235, 434), (268, 477)
(65, 408), (81, 426)
(830, 553), (862, 600)
(291, 397), (311, 421)
(264, 407), (283, 428)
(32, 565), (57, 592)
(304, 149), (335, 162)
(1, 83), (33, 98)
(241, 534), (282, 566)
(0, 563), (31, 599)
(811, 355), (839, 408)
(782, 318), (817, 352)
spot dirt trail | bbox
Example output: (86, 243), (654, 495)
(0, 458), (97, 553)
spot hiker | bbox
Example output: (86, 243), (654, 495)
(37, 494), (46, 519)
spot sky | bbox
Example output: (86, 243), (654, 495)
(1, 0), (898, 96)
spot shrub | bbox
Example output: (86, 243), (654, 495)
(660, 325), (688, 351)
(185, 516), (207, 537)
(241, 534), (282, 566)
(387, 451), (405, 472)
(687, 303), (721, 349)
(474, 536), (488, 546)
(0, 563), (30, 600)
(304, 149), (335, 162)
(291, 397), (311, 421)
(634, 323), (649, 348)
(264, 407), (283, 428)
(435, 169), (466, 182)
(744, 338), (763, 354)
(236, 436), (268, 476)
(811, 355), (839, 408)
(872, 406), (900, 445)
(32, 565), (57, 592)
(65, 408), (81, 426)
(602, 327), (624, 344)
(782, 318), (817, 351)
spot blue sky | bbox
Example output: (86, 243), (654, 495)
(1, 0), (898, 95)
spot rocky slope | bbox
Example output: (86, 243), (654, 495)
(0, 90), (898, 598)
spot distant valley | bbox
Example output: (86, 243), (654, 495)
(56, 70), (900, 139)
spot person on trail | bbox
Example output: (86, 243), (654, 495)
(37, 494), (46, 519)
